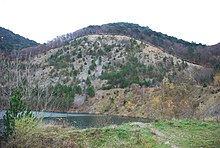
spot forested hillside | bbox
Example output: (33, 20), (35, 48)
(0, 27), (38, 52)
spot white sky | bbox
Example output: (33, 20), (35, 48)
(0, 0), (219, 45)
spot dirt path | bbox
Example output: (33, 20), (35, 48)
(130, 122), (178, 148)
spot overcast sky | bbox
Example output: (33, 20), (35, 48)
(0, 0), (219, 45)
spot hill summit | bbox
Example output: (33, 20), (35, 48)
(23, 22), (220, 69)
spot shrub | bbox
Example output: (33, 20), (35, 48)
(214, 72), (220, 86)
(5, 116), (40, 148)
(89, 63), (96, 71)
(77, 51), (82, 58)
(86, 77), (91, 85)
(86, 86), (95, 97)
(75, 85), (82, 95)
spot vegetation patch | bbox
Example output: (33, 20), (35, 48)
(152, 119), (220, 147)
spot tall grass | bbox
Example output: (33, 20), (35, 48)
(4, 116), (41, 148)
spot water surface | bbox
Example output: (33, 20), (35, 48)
(0, 111), (149, 133)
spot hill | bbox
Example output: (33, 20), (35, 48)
(1, 23), (218, 71)
(1, 34), (218, 119)
(20, 22), (220, 71)
(0, 27), (38, 52)
(45, 22), (219, 68)
(0, 23), (219, 120)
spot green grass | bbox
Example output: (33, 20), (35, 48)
(152, 119), (220, 148)
(34, 124), (164, 148)
(77, 124), (163, 148)
(3, 122), (164, 148)
(3, 118), (220, 148)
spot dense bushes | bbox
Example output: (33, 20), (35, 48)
(52, 83), (75, 110)
(100, 57), (147, 88)
(48, 53), (69, 69)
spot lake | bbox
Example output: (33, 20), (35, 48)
(0, 111), (150, 134)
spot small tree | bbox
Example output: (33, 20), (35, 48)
(3, 89), (34, 136)
(75, 85), (82, 95)
(98, 56), (102, 65)
(86, 86), (95, 97)
(86, 77), (91, 86)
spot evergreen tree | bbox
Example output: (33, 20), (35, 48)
(86, 86), (95, 97)
(3, 89), (34, 136)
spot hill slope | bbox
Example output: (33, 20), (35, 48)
(0, 27), (38, 52)
(18, 35), (216, 119)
